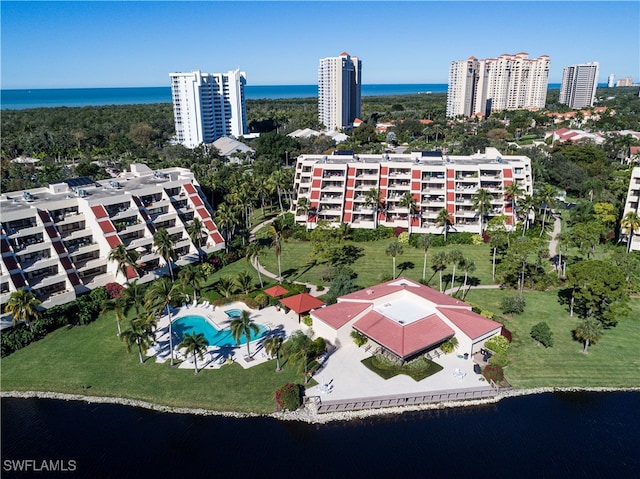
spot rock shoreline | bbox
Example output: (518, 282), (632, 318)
(2, 387), (639, 424)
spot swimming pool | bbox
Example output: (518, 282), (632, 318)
(224, 309), (242, 319)
(172, 315), (268, 347)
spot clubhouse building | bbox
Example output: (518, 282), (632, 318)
(291, 147), (533, 234)
(1, 164), (224, 310)
(311, 278), (503, 360)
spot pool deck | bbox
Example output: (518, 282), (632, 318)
(149, 301), (306, 370)
(148, 300), (491, 407)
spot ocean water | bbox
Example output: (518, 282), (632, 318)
(2, 392), (639, 478)
(0, 84), (450, 110)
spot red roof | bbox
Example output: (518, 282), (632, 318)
(183, 183), (197, 195)
(98, 220), (116, 234)
(313, 301), (370, 329)
(279, 293), (324, 314)
(91, 205), (109, 219)
(125, 265), (138, 280)
(203, 219), (216, 231)
(106, 235), (123, 248)
(210, 232), (224, 244)
(10, 272), (26, 288)
(3, 255), (19, 271)
(191, 196), (204, 207)
(353, 311), (454, 359)
(264, 285), (289, 298)
(438, 307), (502, 340)
(52, 241), (66, 255)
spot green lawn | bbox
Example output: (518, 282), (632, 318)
(0, 309), (303, 414)
(464, 289), (640, 388)
(256, 236), (496, 290)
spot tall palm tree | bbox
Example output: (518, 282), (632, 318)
(187, 217), (206, 262)
(120, 279), (146, 316)
(230, 310), (260, 359)
(430, 251), (448, 292)
(519, 194), (536, 236)
(285, 330), (314, 384)
(178, 331), (209, 374)
(457, 257), (476, 298)
(414, 234), (434, 282)
(621, 211), (640, 254)
(217, 276), (237, 298)
(101, 297), (126, 336)
(436, 208), (452, 241)
(245, 241), (265, 288)
(574, 319), (603, 353)
(178, 264), (206, 302)
(472, 188), (493, 233)
(146, 278), (183, 366)
(236, 271), (253, 295)
(364, 188), (384, 228)
(263, 335), (284, 371)
(153, 228), (176, 282)
(269, 217), (287, 282)
(504, 181), (524, 228)
(447, 249), (464, 291)
(385, 241), (404, 279)
(120, 315), (156, 364)
(5, 289), (41, 329)
(214, 203), (238, 251)
(108, 244), (139, 284)
(398, 191), (419, 235)
(537, 184), (557, 237)
(295, 196), (310, 230)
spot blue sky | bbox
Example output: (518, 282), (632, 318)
(2, 1), (638, 89)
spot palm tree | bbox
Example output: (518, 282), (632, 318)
(108, 244), (139, 283)
(5, 289), (41, 329)
(101, 297), (126, 336)
(414, 234), (434, 282)
(153, 228), (176, 282)
(230, 310), (260, 359)
(178, 264), (206, 302)
(269, 217), (287, 282)
(217, 276), (237, 298)
(187, 217), (206, 262)
(436, 208), (452, 241)
(214, 203), (239, 251)
(574, 319), (603, 353)
(270, 169), (290, 213)
(537, 184), (557, 237)
(263, 336), (284, 371)
(146, 278), (183, 366)
(236, 271), (253, 295)
(430, 251), (448, 292)
(364, 188), (384, 228)
(120, 315), (156, 364)
(457, 257), (476, 298)
(178, 331), (209, 374)
(621, 211), (640, 254)
(385, 241), (404, 279)
(285, 330), (314, 384)
(120, 279), (146, 316)
(398, 191), (419, 235)
(245, 241), (265, 288)
(296, 196), (310, 230)
(518, 194), (536, 236)
(504, 181), (524, 227)
(447, 249), (464, 291)
(472, 188), (493, 233)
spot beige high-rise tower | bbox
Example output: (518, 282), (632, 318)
(318, 52), (362, 131)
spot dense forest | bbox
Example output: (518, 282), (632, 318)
(2, 87), (639, 222)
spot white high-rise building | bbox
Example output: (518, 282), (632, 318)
(559, 62), (600, 109)
(608, 74), (616, 88)
(318, 52), (362, 131)
(447, 53), (550, 118)
(169, 69), (247, 148)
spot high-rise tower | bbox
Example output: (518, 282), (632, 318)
(447, 53), (549, 118)
(169, 69), (247, 148)
(318, 52), (362, 131)
(559, 62), (599, 109)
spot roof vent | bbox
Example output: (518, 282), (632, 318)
(366, 289), (374, 295)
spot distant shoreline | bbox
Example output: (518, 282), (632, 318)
(0, 83), (569, 110)
(3, 387), (638, 424)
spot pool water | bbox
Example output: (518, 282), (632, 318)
(224, 309), (243, 319)
(172, 315), (267, 347)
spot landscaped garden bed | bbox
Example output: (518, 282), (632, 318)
(361, 355), (443, 381)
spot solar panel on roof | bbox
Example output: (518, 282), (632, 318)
(58, 177), (95, 188)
